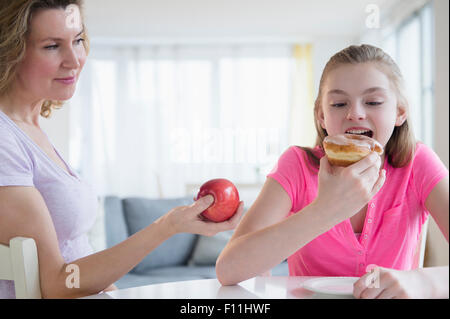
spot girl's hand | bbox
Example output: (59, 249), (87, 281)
(314, 151), (386, 224)
(353, 266), (431, 299)
(164, 195), (245, 236)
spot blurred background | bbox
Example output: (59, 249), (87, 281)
(41, 0), (448, 267)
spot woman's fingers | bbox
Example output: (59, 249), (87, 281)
(224, 201), (245, 227)
(189, 194), (214, 215)
(203, 201), (245, 235)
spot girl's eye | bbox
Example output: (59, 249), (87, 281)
(331, 103), (346, 107)
(366, 101), (383, 106)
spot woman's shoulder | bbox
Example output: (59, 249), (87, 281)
(0, 118), (31, 160)
(0, 118), (17, 144)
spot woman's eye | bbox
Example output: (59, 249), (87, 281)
(44, 44), (58, 50)
(331, 103), (346, 107)
(75, 38), (85, 45)
(366, 101), (383, 106)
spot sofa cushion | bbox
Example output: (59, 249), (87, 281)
(188, 230), (233, 266)
(144, 265), (217, 278)
(123, 197), (197, 273)
(104, 196), (129, 248)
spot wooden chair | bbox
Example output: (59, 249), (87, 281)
(0, 237), (41, 299)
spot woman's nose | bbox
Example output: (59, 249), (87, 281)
(62, 47), (81, 69)
(346, 102), (366, 121)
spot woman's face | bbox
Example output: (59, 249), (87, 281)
(15, 6), (86, 102)
(318, 62), (407, 147)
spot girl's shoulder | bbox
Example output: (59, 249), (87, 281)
(412, 142), (445, 167)
(272, 145), (321, 174)
(292, 145), (324, 159)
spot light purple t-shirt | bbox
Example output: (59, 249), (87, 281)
(0, 109), (97, 298)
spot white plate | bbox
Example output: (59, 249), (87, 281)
(302, 277), (359, 296)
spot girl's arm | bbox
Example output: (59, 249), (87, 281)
(216, 153), (385, 285)
(0, 186), (243, 298)
(425, 175), (449, 241)
(422, 175), (449, 298)
(216, 178), (338, 285)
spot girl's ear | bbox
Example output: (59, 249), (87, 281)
(317, 106), (326, 130)
(395, 104), (407, 126)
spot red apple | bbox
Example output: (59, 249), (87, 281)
(195, 178), (240, 222)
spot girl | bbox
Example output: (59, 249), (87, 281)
(0, 0), (243, 299)
(216, 44), (449, 299)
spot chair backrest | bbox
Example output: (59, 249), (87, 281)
(0, 237), (41, 299)
(413, 217), (430, 269)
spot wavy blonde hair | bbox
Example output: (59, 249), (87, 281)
(301, 44), (416, 169)
(0, 0), (89, 118)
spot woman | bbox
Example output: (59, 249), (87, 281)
(0, 0), (243, 299)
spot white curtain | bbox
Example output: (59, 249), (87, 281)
(69, 43), (296, 199)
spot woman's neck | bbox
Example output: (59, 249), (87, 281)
(0, 91), (43, 126)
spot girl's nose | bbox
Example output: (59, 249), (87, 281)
(346, 102), (366, 121)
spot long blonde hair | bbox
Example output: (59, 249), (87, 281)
(0, 0), (89, 118)
(302, 44), (416, 168)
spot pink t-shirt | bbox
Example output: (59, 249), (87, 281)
(267, 143), (448, 277)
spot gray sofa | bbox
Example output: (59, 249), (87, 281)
(104, 196), (288, 289)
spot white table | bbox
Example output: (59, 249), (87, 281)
(82, 276), (355, 299)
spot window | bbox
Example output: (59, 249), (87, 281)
(382, 3), (434, 147)
(69, 44), (294, 198)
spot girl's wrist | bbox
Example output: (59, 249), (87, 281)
(310, 199), (348, 228)
(307, 200), (344, 232)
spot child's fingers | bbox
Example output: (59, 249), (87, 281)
(370, 169), (386, 196)
(319, 156), (333, 175)
(347, 152), (380, 175)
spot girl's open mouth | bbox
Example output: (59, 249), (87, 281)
(345, 129), (374, 138)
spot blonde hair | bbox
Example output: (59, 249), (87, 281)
(302, 44), (416, 168)
(0, 0), (89, 118)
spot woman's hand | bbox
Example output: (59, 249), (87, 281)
(314, 152), (386, 224)
(353, 266), (432, 299)
(163, 195), (245, 236)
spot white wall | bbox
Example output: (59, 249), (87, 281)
(83, 0), (389, 39)
(425, 0), (449, 267)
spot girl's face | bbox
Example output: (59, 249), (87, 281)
(318, 62), (407, 148)
(14, 6), (86, 102)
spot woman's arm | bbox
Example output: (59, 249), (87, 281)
(0, 186), (242, 298)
